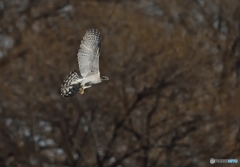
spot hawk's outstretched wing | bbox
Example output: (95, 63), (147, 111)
(77, 29), (102, 77)
(60, 70), (82, 97)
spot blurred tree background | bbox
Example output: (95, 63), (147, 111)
(0, 0), (240, 166)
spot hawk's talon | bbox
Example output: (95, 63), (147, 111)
(79, 87), (84, 94)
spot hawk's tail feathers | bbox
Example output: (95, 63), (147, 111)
(60, 70), (82, 97)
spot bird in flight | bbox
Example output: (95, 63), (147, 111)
(61, 28), (109, 97)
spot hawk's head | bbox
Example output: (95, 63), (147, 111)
(100, 75), (109, 81)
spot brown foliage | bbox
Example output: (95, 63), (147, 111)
(0, 0), (240, 166)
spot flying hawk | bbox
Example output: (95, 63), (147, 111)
(60, 28), (109, 97)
